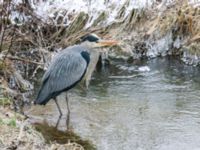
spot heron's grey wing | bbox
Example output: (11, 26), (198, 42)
(45, 51), (88, 93)
(42, 45), (87, 83)
(36, 51), (87, 104)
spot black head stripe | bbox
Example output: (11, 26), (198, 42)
(81, 34), (99, 42)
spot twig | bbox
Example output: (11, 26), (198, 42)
(30, 65), (43, 79)
(3, 55), (43, 65)
(3, 26), (16, 62)
(0, 1), (10, 53)
(0, 25), (6, 53)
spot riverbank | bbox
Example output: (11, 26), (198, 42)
(0, 106), (96, 150)
(0, 0), (200, 149)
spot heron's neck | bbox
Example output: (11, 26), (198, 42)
(80, 41), (95, 50)
(80, 42), (100, 88)
(79, 42), (101, 61)
(80, 41), (90, 48)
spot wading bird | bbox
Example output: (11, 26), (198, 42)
(34, 34), (118, 127)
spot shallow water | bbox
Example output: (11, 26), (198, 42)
(27, 56), (200, 150)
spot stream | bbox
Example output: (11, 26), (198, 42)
(27, 56), (200, 150)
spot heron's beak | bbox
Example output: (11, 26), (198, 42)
(96, 40), (119, 47)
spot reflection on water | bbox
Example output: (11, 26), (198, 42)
(27, 56), (200, 150)
(34, 122), (96, 149)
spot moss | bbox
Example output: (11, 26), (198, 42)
(34, 122), (96, 150)
(0, 97), (12, 106)
(0, 61), (6, 71)
(7, 118), (17, 127)
(0, 117), (16, 127)
(0, 118), (4, 125)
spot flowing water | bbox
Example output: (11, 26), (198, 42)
(27, 56), (200, 150)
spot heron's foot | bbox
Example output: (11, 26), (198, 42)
(66, 112), (71, 131)
(55, 115), (62, 128)
(59, 112), (63, 118)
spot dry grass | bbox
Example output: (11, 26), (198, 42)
(149, 1), (200, 40)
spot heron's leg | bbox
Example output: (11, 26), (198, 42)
(54, 98), (63, 117)
(65, 93), (70, 130)
(66, 94), (70, 115)
(55, 116), (61, 128)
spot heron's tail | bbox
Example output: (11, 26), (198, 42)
(34, 97), (49, 105)
(34, 84), (51, 105)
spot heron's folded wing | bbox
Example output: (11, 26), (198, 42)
(43, 52), (87, 94)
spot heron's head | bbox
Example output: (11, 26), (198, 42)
(80, 33), (119, 88)
(80, 33), (119, 50)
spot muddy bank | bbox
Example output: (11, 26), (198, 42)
(0, 107), (95, 150)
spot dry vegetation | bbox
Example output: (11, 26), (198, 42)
(0, 1), (97, 149)
(0, 0), (114, 113)
(0, 1), (97, 109)
(149, 0), (200, 58)
(151, 1), (200, 42)
(0, 0), (200, 149)
(105, 0), (200, 59)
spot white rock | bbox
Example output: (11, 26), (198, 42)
(138, 66), (150, 72)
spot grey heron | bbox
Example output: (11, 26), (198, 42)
(34, 34), (118, 127)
